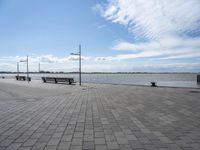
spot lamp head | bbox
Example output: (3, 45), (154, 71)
(70, 53), (79, 55)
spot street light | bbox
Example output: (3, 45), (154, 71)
(17, 62), (19, 76)
(70, 44), (81, 86)
(38, 62), (40, 73)
(20, 55), (29, 82)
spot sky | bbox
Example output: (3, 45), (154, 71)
(0, 0), (200, 72)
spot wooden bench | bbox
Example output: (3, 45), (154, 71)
(16, 76), (26, 81)
(151, 82), (157, 87)
(42, 77), (75, 85)
(16, 76), (31, 81)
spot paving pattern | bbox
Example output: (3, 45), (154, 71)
(0, 80), (200, 150)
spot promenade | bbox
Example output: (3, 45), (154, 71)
(0, 79), (200, 150)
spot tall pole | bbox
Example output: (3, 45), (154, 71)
(39, 62), (40, 73)
(27, 55), (29, 82)
(79, 44), (81, 86)
(17, 62), (19, 76)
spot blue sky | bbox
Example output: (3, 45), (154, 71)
(0, 0), (200, 72)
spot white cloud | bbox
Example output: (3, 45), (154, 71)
(95, 56), (115, 61)
(97, 0), (200, 39)
(113, 36), (200, 59)
(1, 54), (200, 72)
(0, 55), (92, 72)
(94, 0), (200, 61)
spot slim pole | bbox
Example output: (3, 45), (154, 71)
(17, 62), (19, 76)
(39, 62), (40, 73)
(79, 44), (81, 86)
(27, 55), (29, 82)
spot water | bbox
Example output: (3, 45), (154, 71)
(1, 73), (200, 88)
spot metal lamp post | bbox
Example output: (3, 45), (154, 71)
(27, 55), (29, 81)
(38, 62), (40, 73)
(70, 44), (81, 86)
(20, 55), (29, 82)
(17, 62), (19, 76)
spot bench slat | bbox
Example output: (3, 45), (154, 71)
(16, 76), (31, 81)
(42, 77), (75, 85)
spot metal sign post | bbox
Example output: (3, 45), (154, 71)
(70, 44), (82, 86)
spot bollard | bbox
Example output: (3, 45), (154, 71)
(151, 82), (157, 87)
(197, 75), (200, 83)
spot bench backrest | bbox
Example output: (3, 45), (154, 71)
(41, 77), (74, 83)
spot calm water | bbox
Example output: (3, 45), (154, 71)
(1, 73), (200, 88)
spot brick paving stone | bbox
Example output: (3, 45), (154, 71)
(38, 135), (51, 142)
(129, 140), (144, 149)
(119, 144), (132, 150)
(82, 141), (95, 150)
(23, 139), (37, 147)
(61, 135), (73, 142)
(47, 138), (60, 146)
(107, 142), (119, 149)
(95, 145), (108, 150)
(73, 132), (83, 138)
(70, 145), (82, 150)
(84, 135), (94, 142)
(31, 142), (47, 150)
(105, 135), (116, 142)
(95, 138), (106, 145)
(52, 132), (63, 138)
(5, 143), (22, 150)
(44, 145), (57, 150)
(57, 141), (71, 150)
(95, 132), (105, 138)
(71, 138), (82, 146)
(1, 81), (200, 150)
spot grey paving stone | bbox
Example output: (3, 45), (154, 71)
(119, 144), (132, 150)
(31, 142), (47, 150)
(95, 138), (106, 145)
(1, 81), (200, 150)
(17, 146), (32, 150)
(73, 132), (83, 138)
(105, 135), (116, 142)
(71, 138), (82, 146)
(47, 138), (60, 146)
(116, 138), (129, 144)
(44, 145), (57, 150)
(5, 143), (22, 150)
(38, 135), (51, 142)
(107, 142), (119, 149)
(95, 145), (108, 150)
(61, 135), (73, 142)
(0, 139), (14, 147)
(95, 132), (105, 138)
(84, 135), (94, 142)
(82, 141), (95, 150)
(23, 139), (37, 147)
(52, 132), (63, 138)
(70, 145), (82, 150)
(57, 141), (71, 150)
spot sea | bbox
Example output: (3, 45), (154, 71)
(1, 73), (200, 88)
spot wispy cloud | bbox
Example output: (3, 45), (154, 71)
(1, 54), (200, 72)
(113, 36), (200, 59)
(14, 55), (91, 63)
(96, 0), (200, 39)
(94, 0), (200, 61)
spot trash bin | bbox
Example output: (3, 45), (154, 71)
(27, 77), (31, 81)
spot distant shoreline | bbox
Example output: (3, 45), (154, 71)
(0, 71), (199, 74)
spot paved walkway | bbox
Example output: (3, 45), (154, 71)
(0, 80), (200, 150)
